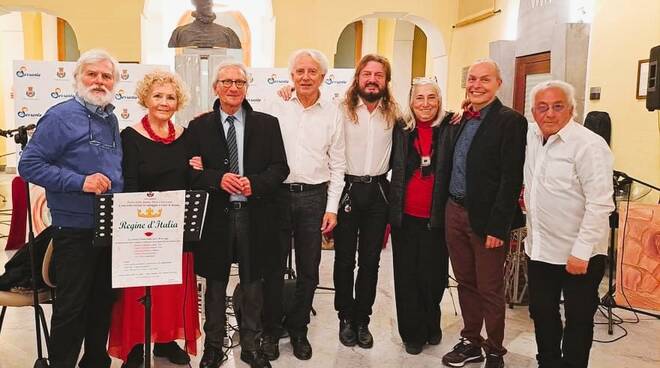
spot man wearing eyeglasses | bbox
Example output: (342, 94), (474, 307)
(439, 59), (527, 368)
(18, 49), (123, 368)
(524, 80), (613, 368)
(260, 49), (346, 362)
(187, 60), (288, 368)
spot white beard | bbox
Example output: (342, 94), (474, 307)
(76, 80), (114, 107)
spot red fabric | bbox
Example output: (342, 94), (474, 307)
(464, 107), (481, 120)
(5, 176), (27, 250)
(382, 224), (391, 249)
(403, 121), (434, 218)
(108, 252), (200, 362)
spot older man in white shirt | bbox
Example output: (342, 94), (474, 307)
(524, 80), (614, 368)
(261, 49), (346, 362)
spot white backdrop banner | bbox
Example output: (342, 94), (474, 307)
(245, 68), (354, 111)
(12, 60), (167, 131)
(12, 62), (354, 129)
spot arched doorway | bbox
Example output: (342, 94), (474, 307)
(334, 13), (447, 106)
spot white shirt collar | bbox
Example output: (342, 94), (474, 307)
(533, 119), (579, 143)
(291, 90), (327, 108)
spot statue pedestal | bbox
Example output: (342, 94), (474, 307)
(174, 47), (243, 126)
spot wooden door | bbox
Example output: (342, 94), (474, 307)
(513, 52), (551, 122)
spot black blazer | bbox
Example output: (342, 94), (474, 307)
(187, 99), (289, 282)
(437, 98), (527, 240)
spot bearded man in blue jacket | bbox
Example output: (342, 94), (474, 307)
(19, 49), (123, 368)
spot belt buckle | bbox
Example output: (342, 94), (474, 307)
(290, 183), (304, 192)
(362, 175), (373, 183)
(231, 202), (243, 210)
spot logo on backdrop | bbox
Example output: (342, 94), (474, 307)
(120, 69), (130, 81)
(324, 74), (347, 86)
(115, 89), (137, 101)
(16, 65), (41, 78)
(50, 88), (74, 99)
(120, 108), (130, 120)
(25, 86), (36, 98)
(56, 67), (66, 79)
(247, 73), (254, 84)
(17, 106), (42, 119)
(266, 73), (288, 85)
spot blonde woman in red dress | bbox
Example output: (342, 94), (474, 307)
(108, 70), (201, 367)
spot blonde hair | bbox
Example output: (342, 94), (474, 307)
(342, 54), (400, 128)
(135, 70), (190, 111)
(402, 77), (445, 131)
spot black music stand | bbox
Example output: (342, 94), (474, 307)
(94, 190), (208, 368)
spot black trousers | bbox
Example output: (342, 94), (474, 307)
(203, 207), (263, 352)
(528, 255), (606, 368)
(391, 215), (449, 345)
(50, 227), (113, 368)
(263, 186), (326, 337)
(333, 180), (388, 324)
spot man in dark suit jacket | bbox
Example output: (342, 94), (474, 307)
(439, 60), (527, 368)
(187, 61), (289, 368)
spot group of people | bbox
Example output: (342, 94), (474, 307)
(17, 46), (614, 368)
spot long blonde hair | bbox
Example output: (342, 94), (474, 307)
(342, 54), (400, 128)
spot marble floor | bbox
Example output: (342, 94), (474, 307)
(0, 173), (658, 368)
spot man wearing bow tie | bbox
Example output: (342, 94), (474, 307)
(438, 59), (527, 368)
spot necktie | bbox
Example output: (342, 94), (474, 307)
(225, 115), (239, 174)
(464, 108), (481, 120)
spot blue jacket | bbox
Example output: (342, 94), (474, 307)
(18, 98), (123, 228)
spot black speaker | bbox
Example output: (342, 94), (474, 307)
(584, 111), (612, 146)
(647, 45), (659, 111)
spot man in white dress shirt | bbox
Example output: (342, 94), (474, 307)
(524, 80), (614, 368)
(261, 49), (346, 361)
(333, 54), (400, 349)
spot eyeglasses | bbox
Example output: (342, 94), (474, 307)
(88, 115), (117, 150)
(534, 103), (567, 113)
(218, 79), (247, 88)
(412, 76), (438, 85)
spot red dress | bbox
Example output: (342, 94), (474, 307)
(108, 127), (200, 361)
(108, 253), (200, 361)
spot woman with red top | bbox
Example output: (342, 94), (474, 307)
(388, 77), (459, 355)
(108, 70), (201, 367)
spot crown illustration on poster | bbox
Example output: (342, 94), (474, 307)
(137, 207), (162, 218)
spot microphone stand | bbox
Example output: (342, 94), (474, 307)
(601, 171), (660, 335)
(10, 125), (50, 368)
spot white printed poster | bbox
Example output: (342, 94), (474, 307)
(111, 190), (186, 288)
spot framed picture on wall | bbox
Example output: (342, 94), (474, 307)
(636, 59), (649, 99)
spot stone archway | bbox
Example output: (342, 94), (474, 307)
(334, 12), (448, 106)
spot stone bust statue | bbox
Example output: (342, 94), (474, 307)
(168, 0), (242, 49)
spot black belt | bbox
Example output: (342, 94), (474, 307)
(449, 193), (465, 207)
(345, 174), (387, 184)
(281, 182), (327, 193)
(229, 201), (248, 210)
